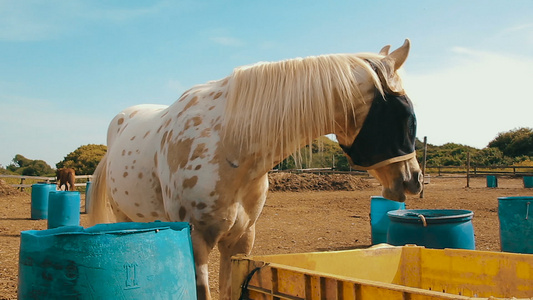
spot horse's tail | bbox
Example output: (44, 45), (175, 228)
(88, 153), (114, 226)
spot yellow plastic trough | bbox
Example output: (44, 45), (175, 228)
(231, 244), (533, 299)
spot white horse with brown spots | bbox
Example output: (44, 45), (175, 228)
(89, 39), (423, 300)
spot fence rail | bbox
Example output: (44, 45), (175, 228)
(427, 165), (533, 177)
(271, 168), (369, 175)
(2, 165), (532, 190)
(0, 174), (92, 189)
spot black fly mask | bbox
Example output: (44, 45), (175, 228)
(339, 82), (417, 170)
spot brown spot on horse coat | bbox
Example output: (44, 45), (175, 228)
(123, 172), (128, 177)
(166, 138), (194, 173)
(213, 92), (222, 99)
(183, 176), (198, 189)
(178, 91), (191, 102)
(179, 206), (187, 220)
(184, 116), (203, 131)
(117, 118), (124, 125)
(160, 131), (168, 150)
(119, 123), (129, 134)
(191, 143), (207, 160)
(136, 213), (145, 218)
(177, 96), (199, 118)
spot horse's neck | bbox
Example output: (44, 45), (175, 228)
(222, 124), (330, 177)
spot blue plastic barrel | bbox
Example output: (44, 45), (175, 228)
(387, 209), (475, 249)
(487, 175), (498, 188)
(524, 177), (533, 188)
(85, 181), (91, 213)
(47, 191), (81, 229)
(498, 196), (533, 253)
(30, 183), (57, 219)
(18, 222), (196, 299)
(370, 196), (405, 244)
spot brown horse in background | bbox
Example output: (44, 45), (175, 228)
(57, 168), (76, 191)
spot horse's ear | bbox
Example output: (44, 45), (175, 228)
(383, 39), (410, 71)
(379, 45), (391, 56)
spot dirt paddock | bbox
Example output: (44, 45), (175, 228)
(1, 176), (531, 299)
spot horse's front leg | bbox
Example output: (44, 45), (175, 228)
(218, 223), (256, 300)
(191, 229), (214, 300)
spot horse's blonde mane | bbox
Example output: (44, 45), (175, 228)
(223, 53), (391, 161)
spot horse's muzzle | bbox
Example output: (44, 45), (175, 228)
(404, 171), (424, 195)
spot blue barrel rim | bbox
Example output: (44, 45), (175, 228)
(498, 196), (533, 201)
(370, 195), (404, 202)
(387, 209), (474, 224)
(49, 190), (80, 195)
(21, 221), (191, 238)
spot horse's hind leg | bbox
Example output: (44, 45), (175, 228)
(67, 172), (75, 191)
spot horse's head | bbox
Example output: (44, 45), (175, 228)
(336, 39), (423, 202)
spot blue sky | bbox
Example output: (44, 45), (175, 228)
(1, 0), (532, 168)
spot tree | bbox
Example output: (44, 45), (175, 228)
(275, 129), (533, 171)
(471, 147), (513, 166)
(275, 136), (350, 170)
(488, 127), (533, 158)
(6, 154), (54, 176)
(56, 144), (107, 175)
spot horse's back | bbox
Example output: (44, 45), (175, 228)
(102, 80), (235, 224)
(107, 104), (169, 148)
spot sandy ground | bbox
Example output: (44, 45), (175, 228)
(0, 176), (530, 299)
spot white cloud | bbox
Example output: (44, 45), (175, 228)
(502, 23), (533, 33)
(403, 48), (533, 148)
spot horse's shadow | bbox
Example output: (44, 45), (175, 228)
(0, 217), (32, 221)
(0, 233), (21, 238)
